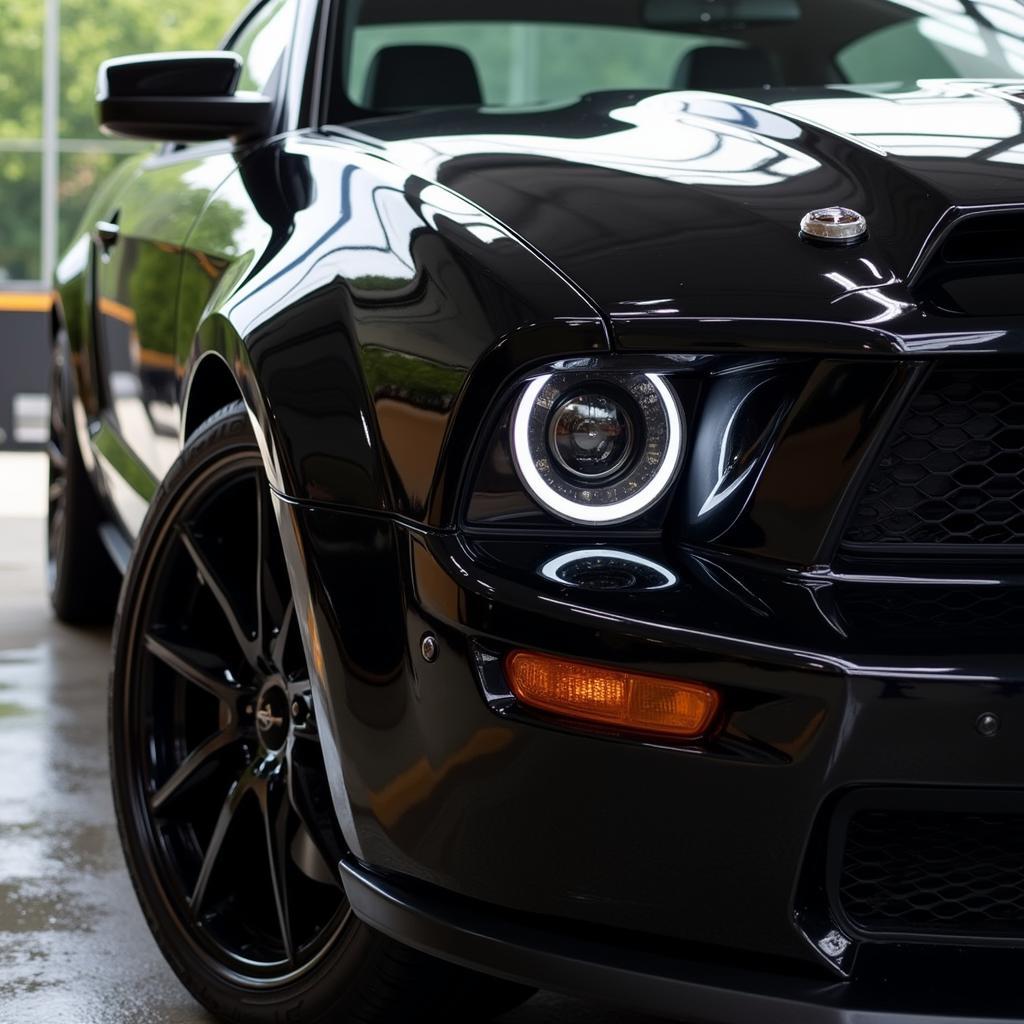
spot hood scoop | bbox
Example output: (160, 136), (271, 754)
(920, 210), (1024, 316)
(940, 211), (1024, 265)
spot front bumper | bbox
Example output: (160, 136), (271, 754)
(340, 857), (1023, 1024)
(278, 497), (1024, 1021)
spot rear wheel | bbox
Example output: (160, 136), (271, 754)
(110, 403), (533, 1023)
(47, 329), (120, 625)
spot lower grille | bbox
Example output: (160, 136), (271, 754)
(844, 366), (1024, 548)
(837, 805), (1024, 939)
(834, 584), (1024, 641)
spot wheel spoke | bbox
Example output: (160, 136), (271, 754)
(257, 488), (289, 662)
(150, 726), (238, 814)
(287, 748), (343, 885)
(50, 395), (63, 435)
(144, 633), (242, 707)
(179, 527), (258, 663)
(191, 761), (257, 916)
(49, 363), (66, 436)
(49, 503), (65, 539)
(289, 820), (338, 887)
(47, 441), (67, 476)
(261, 769), (295, 962)
(49, 477), (67, 504)
(272, 599), (296, 671)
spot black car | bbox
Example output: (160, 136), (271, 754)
(48, 0), (1024, 1020)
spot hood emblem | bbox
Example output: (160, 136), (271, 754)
(800, 207), (867, 245)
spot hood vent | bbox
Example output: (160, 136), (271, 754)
(940, 211), (1024, 265)
(920, 210), (1024, 316)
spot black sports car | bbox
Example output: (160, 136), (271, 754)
(48, 0), (1024, 1020)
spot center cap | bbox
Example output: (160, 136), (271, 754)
(255, 684), (290, 752)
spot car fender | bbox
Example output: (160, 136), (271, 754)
(178, 136), (610, 526)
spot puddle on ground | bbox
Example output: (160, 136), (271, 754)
(0, 882), (97, 935)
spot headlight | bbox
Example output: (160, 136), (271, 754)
(549, 391), (635, 481)
(511, 371), (685, 525)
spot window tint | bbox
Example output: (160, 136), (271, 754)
(838, 16), (1024, 82)
(334, 1), (1024, 117)
(348, 22), (743, 109)
(232, 0), (300, 95)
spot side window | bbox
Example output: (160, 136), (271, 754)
(230, 0), (300, 95)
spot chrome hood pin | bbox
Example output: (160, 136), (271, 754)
(800, 207), (868, 244)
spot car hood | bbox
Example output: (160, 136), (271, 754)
(356, 82), (1024, 335)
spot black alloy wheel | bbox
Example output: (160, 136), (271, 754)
(115, 407), (350, 981)
(47, 341), (69, 584)
(47, 328), (120, 625)
(111, 403), (533, 1022)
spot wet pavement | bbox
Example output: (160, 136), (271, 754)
(0, 455), (666, 1024)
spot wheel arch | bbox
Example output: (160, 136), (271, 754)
(181, 324), (285, 497)
(181, 349), (247, 444)
(181, 309), (373, 517)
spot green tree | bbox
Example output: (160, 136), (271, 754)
(0, 0), (44, 140)
(59, 0), (236, 140)
(0, 0), (238, 280)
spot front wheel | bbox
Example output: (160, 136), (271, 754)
(109, 402), (532, 1023)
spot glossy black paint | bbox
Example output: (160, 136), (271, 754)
(348, 84), (1024, 335)
(51, 1), (1024, 1018)
(340, 859), (1024, 1024)
(278, 498), (1024, 1010)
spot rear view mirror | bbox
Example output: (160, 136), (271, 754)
(97, 51), (273, 143)
(644, 0), (800, 26)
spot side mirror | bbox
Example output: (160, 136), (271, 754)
(97, 52), (273, 143)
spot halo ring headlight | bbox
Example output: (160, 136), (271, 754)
(511, 372), (684, 525)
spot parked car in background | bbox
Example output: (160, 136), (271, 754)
(49, 0), (1024, 1020)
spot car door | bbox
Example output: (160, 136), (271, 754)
(91, 0), (300, 537)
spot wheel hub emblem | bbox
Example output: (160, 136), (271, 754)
(256, 705), (283, 731)
(255, 687), (290, 751)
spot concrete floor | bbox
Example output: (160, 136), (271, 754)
(0, 454), (666, 1024)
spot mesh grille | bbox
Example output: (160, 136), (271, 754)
(844, 368), (1024, 546)
(838, 808), (1024, 937)
(835, 585), (1024, 640)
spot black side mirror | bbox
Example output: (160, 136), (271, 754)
(97, 52), (273, 143)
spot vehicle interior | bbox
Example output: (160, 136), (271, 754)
(331, 0), (1024, 115)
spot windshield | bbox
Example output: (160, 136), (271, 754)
(339, 0), (1024, 113)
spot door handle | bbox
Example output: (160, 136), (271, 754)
(95, 219), (120, 255)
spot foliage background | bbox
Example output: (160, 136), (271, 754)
(0, 0), (236, 281)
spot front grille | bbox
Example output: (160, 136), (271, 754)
(834, 584), (1024, 641)
(844, 367), (1024, 547)
(837, 807), (1024, 939)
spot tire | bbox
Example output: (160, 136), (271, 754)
(109, 402), (533, 1023)
(47, 327), (120, 625)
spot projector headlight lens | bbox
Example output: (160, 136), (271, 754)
(511, 371), (684, 525)
(549, 392), (635, 481)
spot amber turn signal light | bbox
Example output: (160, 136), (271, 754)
(505, 651), (720, 739)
